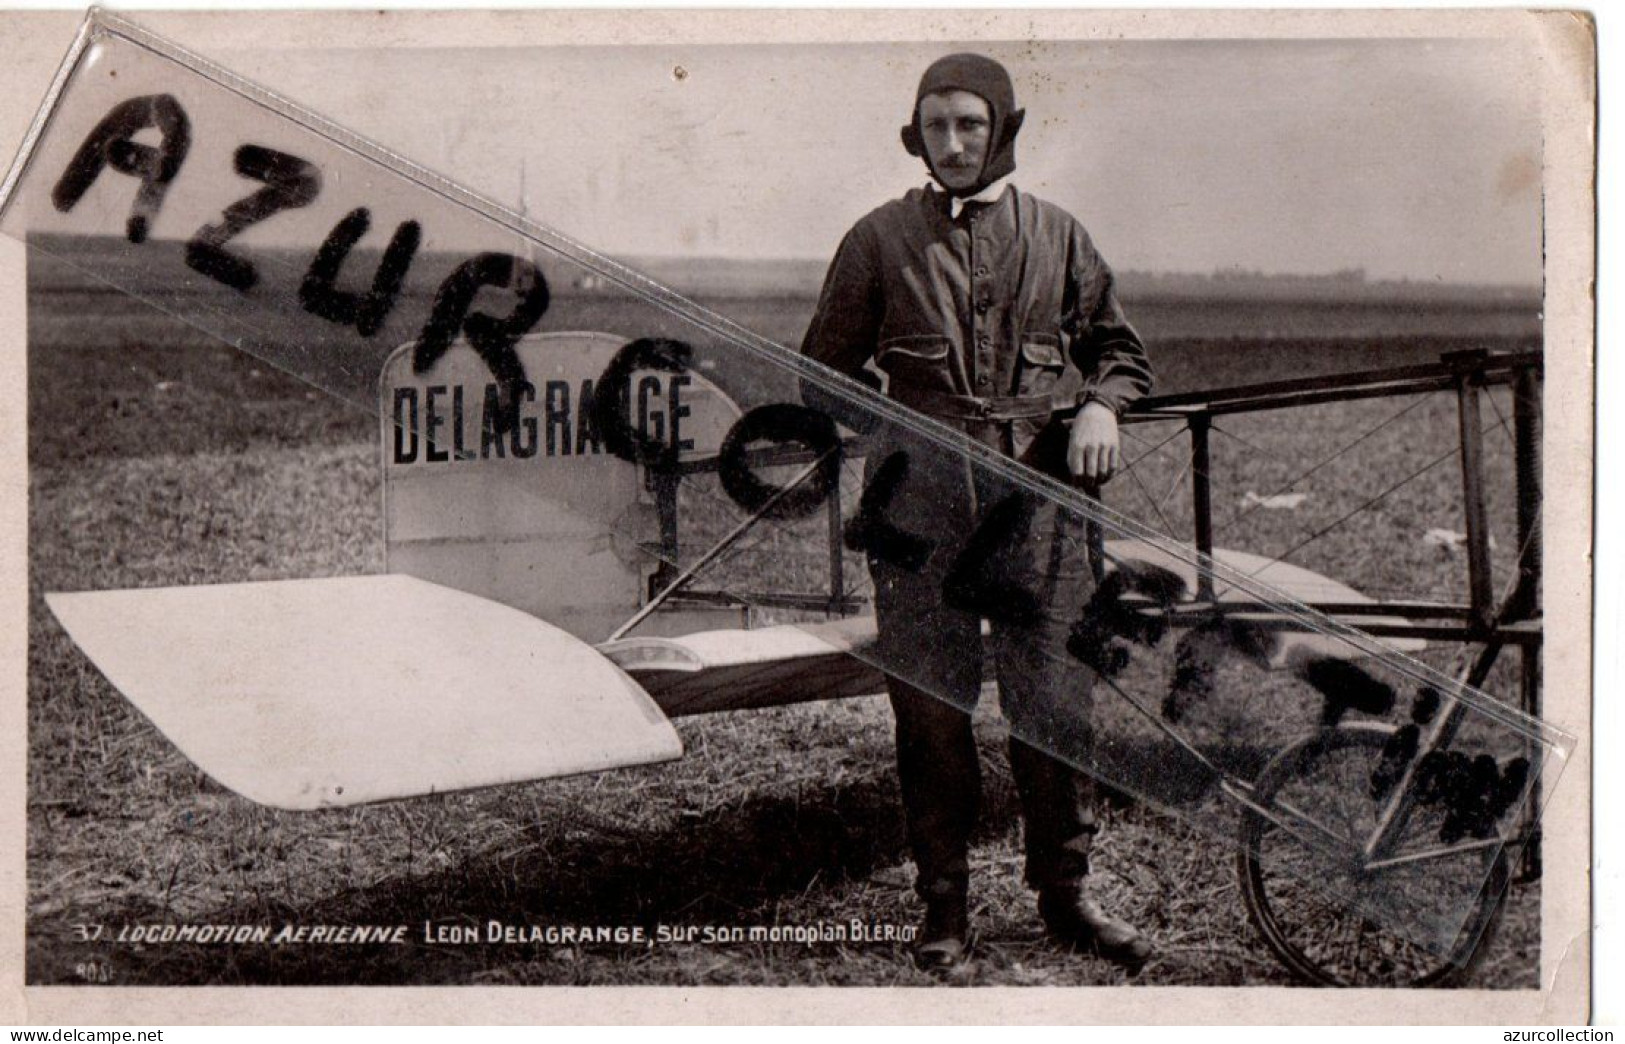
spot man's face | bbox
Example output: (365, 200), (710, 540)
(918, 90), (992, 192)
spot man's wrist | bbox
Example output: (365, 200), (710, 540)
(1078, 394), (1118, 419)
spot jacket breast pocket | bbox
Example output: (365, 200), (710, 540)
(876, 334), (956, 395)
(1014, 332), (1067, 398)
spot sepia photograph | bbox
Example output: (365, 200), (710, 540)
(0, 7), (1595, 1023)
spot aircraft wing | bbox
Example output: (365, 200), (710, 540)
(1104, 539), (1428, 665)
(599, 616), (885, 717)
(44, 545), (1424, 812)
(600, 537), (1427, 717)
(45, 575), (682, 810)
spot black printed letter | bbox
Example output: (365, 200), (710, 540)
(717, 404), (841, 521)
(52, 95), (191, 243)
(412, 253), (549, 435)
(844, 452), (935, 571)
(185, 145), (321, 291)
(590, 338), (692, 474)
(299, 208), (421, 336)
(942, 491), (1041, 625)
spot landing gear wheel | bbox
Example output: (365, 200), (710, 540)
(1236, 723), (1506, 987)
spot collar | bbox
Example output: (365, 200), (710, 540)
(938, 177), (1011, 218)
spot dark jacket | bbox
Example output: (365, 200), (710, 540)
(801, 184), (1152, 462)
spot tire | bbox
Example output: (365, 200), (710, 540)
(1236, 722), (1507, 987)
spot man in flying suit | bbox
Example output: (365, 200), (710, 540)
(800, 53), (1156, 972)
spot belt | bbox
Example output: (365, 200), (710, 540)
(889, 387), (1056, 423)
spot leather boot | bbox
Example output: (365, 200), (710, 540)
(1038, 886), (1153, 972)
(914, 891), (973, 973)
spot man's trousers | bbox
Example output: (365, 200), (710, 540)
(862, 422), (1102, 899)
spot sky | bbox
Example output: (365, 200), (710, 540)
(10, 33), (1545, 286)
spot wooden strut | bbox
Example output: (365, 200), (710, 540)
(1455, 358), (1497, 630)
(1361, 638), (1506, 864)
(1189, 413), (1216, 601)
(1127, 350), (1540, 417)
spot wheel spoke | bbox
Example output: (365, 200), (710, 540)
(1239, 726), (1504, 987)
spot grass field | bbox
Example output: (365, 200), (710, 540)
(26, 255), (1546, 987)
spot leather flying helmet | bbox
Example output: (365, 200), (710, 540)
(900, 53), (1027, 197)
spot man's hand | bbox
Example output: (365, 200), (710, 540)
(1067, 401), (1120, 484)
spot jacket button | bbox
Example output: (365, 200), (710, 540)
(975, 266), (989, 277)
(975, 301), (990, 314)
